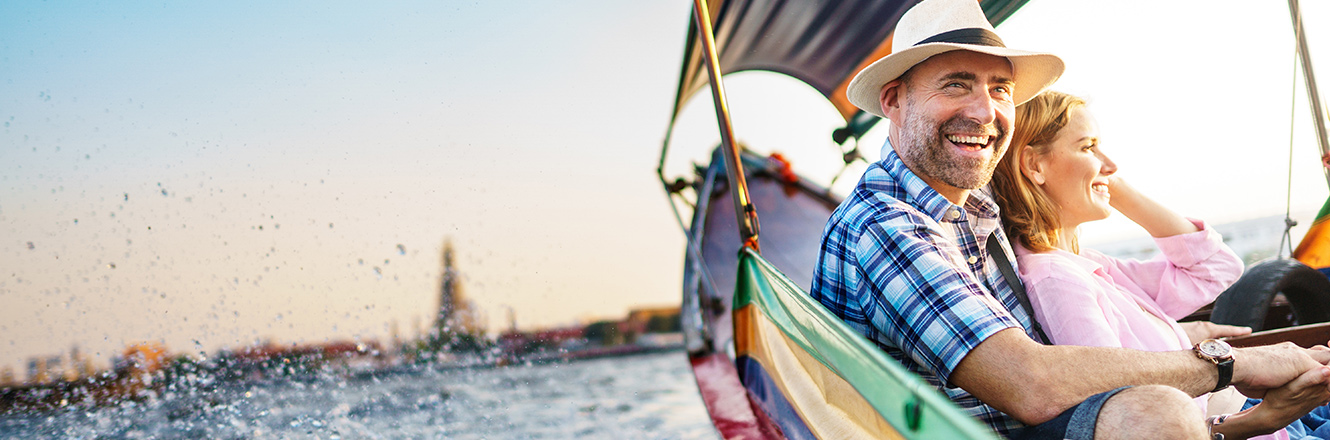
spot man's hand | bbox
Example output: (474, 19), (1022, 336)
(1255, 366), (1330, 427)
(1213, 366), (1330, 439)
(1180, 321), (1251, 346)
(1233, 342), (1330, 398)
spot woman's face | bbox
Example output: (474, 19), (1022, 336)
(1029, 106), (1117, 229)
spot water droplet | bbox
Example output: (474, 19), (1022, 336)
(124, 193), (129, 201)
(160, 189), (168, 196)
(397, 244), (406, 255)
(26, 242), (34, 250)
(107, 263), (116, 269)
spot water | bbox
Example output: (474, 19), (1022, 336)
(0, 352), (720, 439)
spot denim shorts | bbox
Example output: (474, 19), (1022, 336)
(1008, 386), (1130, 440)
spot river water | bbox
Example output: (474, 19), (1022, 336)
(0, 351), (720, 439)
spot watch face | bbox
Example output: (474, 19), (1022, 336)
(1199, 339), (1232, 358)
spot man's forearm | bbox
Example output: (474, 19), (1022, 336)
(951, 328), (1217, 424)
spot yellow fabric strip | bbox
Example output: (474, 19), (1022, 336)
(736, 304), (904, 440)
(1294, 218), (1330, 269)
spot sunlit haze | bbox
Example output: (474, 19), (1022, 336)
(2, 0), (1328, 378)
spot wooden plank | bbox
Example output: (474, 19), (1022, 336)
(1225, 322), (1330, 348)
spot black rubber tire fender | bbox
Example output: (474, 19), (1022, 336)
(1211, 259), (1330, 331)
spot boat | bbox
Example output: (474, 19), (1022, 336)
(658, 0), (1330, 438)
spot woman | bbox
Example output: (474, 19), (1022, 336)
(990, 91), (1330, 440)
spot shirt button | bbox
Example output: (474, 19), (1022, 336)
(967, 256), (978, 264)
(949, 210), (961, 220)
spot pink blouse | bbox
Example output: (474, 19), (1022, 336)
(1015, 219), (1241, 352)
(1015, 220), (1288, 439)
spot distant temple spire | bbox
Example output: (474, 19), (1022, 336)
(434, 238), (483, 338)
(436, 239), (459, 331)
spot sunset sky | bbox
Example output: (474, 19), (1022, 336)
(2, 0), (1327, 377)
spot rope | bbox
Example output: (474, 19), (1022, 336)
(1280, 31), (1301, 259)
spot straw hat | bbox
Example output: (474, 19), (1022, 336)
(846, 0), (1065, 117)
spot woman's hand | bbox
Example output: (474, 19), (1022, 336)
(1181, 321), (1252, 346)
(1103, 175), (1135, 208)
(1103, 176), (1199, 238)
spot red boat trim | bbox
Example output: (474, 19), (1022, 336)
(690, 352), (783, 439)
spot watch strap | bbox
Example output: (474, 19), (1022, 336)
(1213, 357), (1233, 393)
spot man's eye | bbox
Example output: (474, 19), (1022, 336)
(993, 85), (1011, 95)
(946, 82), (965, 89)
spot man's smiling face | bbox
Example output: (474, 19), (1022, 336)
(886, 50), (1016, 196)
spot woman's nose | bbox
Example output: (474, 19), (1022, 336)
(1099, 151), (1118, 175)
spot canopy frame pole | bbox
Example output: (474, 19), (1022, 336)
(1289, 0), (1330, 188)
(691, 0), (760, 250)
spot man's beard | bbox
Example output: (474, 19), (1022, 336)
(896, 108), (1009, 191)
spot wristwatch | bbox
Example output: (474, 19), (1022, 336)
(1206, 414), (1230, 440)
(1194, 338), (1234, 393)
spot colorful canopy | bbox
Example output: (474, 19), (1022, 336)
(668, 0), (1031, 130)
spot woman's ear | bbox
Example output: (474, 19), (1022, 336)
(1019, 145), (1046, 185)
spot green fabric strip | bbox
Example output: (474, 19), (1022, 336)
(1316, 196), (1330, 224)
(735, 248), (1000, 439)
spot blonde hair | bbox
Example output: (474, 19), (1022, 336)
(991, 90), (1086, 253)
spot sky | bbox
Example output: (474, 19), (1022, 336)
(1, 0), (1328, 378)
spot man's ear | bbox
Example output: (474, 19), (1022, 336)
(880, 80), (903, 121)
(1019, 145), (1046, 185)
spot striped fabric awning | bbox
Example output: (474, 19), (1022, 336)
(667, 0), (1030, 129)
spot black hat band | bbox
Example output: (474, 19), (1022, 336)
(915, 28), (1006, 48)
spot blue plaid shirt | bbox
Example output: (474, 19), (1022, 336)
(810, 148), (1040, 435)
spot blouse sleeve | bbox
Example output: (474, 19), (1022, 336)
(1087, 219), (1244, 320)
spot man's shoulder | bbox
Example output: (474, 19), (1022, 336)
(824, 187), (935, 251)
(830, 164), (930, 230)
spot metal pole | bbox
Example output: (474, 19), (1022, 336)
(691, 0), (760, 249)
(1289, 0), (1330, 188)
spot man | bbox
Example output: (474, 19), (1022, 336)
(810, 0), (1330, 438)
